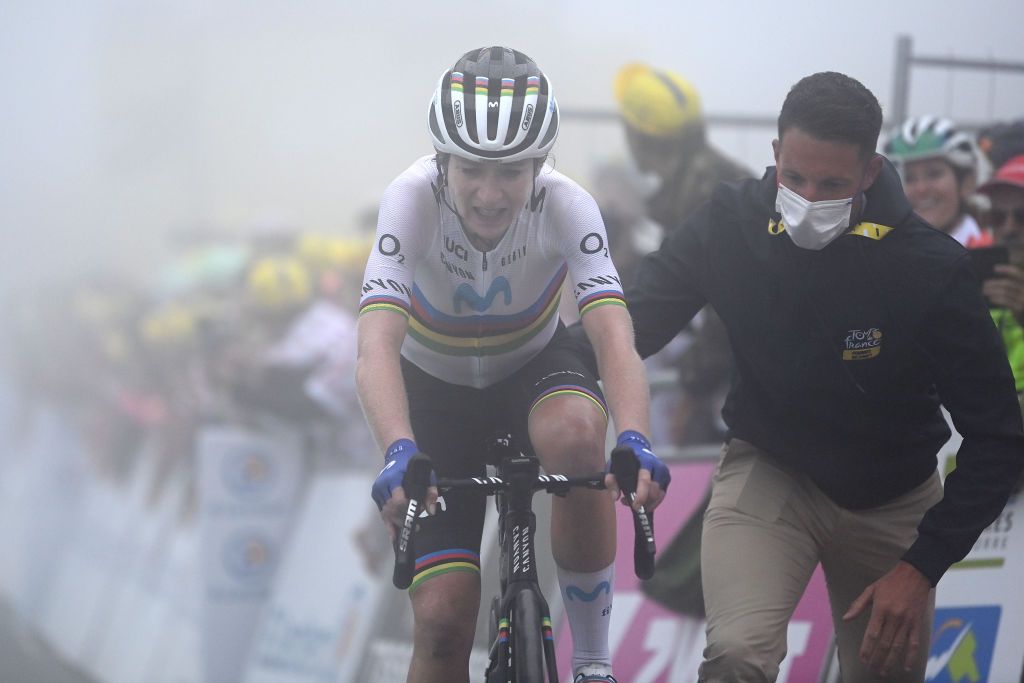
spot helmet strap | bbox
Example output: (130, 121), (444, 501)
(432, 153), (466, 221)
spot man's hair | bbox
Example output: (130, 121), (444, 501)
(778, 72), (883, 158)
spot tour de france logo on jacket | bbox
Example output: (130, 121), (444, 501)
(842, 327), (883, 360)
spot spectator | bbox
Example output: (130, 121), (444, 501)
(614, 63), (751, 234)
(978, 119), (1024, 171)
(977, 154), (1024, 394)
(883, 115), (991, 247)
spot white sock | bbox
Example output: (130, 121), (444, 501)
(556, 562), (614, 674)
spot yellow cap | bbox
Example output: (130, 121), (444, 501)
(140, 303), (196, 347)
(297, 232), (373, 272)
(245, 256), (313, 310)
(614, 63), (702, 137)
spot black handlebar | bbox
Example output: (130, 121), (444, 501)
(391, 448), (658, 587)
(392, 453), (433, 589)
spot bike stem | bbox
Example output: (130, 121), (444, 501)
(501, 455), (542, 589)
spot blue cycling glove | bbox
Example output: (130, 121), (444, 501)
(615, 430), (671, 492)
(371, 438), (427, 510)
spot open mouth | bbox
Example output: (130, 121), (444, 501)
(472, 207), (507, 223)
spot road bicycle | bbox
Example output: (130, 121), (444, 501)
(392, 435), (657, 682)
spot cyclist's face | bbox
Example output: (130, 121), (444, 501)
(447, 157), (535, 247)
(903, 158), (969, 234)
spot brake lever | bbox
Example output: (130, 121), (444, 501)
(392, 453), (433, 589)
(610, 446), (657, 580)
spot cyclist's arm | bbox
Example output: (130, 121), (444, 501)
(357, 158), (435, 450)
(582, 303), (667, 509)
(580, 303), (650, 437)
(356, 309), (414, 451)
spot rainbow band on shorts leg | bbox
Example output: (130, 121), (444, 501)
(498, 618), (510, 643)
(529, 385), (607, 421)
(409, 548), (480, 593)
(542, 616), (553, 641)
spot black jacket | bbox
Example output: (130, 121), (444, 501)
(626, 160), (1024, 584)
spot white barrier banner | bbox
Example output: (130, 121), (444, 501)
(928, 411), (1024, 682)
(244, 474), (384, 683)
(199, 424), (306, 683)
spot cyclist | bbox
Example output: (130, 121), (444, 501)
(883, 115), (992, 247)
(356, 46), (669, 683)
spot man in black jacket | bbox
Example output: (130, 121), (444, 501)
(625, 72), (1024, 681)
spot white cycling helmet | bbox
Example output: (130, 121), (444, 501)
(884, 115), (978, 171)
(428, 46), (559, 163)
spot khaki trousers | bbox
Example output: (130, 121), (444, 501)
(698, 439), (943, 683)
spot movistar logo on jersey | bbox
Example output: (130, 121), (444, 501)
(453, 277), (511, 313)
(925, 606), (1000, 683)
(842, 328), (882, 360)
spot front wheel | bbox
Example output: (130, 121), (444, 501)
(511, 590), (547, 683)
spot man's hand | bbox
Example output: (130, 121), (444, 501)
(983, 263), (1024, 324)
(606, 430), (670, 511)
(842, 561), (932, 677)
(370, 439), (438, 541)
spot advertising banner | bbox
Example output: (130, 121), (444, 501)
(198, 424), (306, 683)
(931, 444), (1024, 681)
(244, 474), (385, 683)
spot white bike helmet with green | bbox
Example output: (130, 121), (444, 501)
(884, 115), (978, 171)
(428, 46), (559, 163)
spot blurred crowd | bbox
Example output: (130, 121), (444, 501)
(1, 228), (379, 510)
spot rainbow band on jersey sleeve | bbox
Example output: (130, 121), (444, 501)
(578, 290), (627, 316)
(359, 295), (410, 318)
(409, 548), (480, 593)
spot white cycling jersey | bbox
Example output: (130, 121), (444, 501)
(359, 156), (625, 388)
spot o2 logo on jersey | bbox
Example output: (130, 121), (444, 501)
(926, 606), (1000, 683)
(378, 233), (404, 264)
(580, 232), (607, 257)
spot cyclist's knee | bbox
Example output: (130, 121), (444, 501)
(530, 400), (606, 472)
(411, 577), (479, 658)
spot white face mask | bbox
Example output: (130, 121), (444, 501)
(775, 183), (854, 250)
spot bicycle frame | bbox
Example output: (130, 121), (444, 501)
(485, 450), (576, 682)
(393, 440), (656, 682)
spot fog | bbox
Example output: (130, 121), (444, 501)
(3, 0), (1024, 289)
